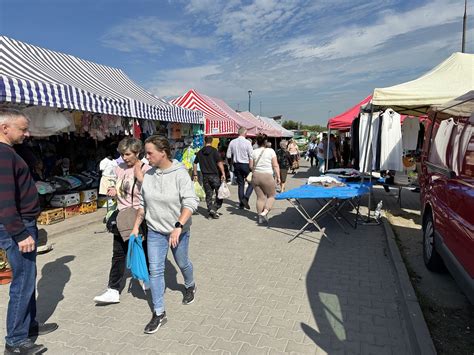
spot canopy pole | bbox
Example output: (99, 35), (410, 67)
(360, 105), (375, 221)
(325, 128), (331, 172)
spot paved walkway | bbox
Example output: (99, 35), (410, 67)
(1, 162), (414, 354)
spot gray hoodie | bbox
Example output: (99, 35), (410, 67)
(140, 160), (199, 235)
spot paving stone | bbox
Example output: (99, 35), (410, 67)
(231, 330), (262, 347)
(186, 333), (217, 349)
(191, 346), (223, 354)
(211, 338), (243, 353)
(207, 325), (236, 341)
(165, 341), (197, 354)
(257, 334), (288, 352)
(285, 339), (319, 354)
(225, 319), (254, 333)
(238, 343), (270, 354)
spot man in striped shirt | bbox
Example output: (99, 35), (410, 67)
(0, 108), (57, 355)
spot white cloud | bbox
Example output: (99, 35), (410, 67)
(101, 17), (214, 53)
(274, 0), (462, 60)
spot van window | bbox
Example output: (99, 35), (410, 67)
(461, 128), (474, 178)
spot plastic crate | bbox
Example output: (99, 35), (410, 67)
(80, 201), (98, 214)
(37, 208), (65, 225)
(64, 204), (81, 219)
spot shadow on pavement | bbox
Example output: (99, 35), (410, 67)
(36, 255), (75, 323)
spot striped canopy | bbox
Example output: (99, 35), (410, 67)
(0, 36), (203, 124)
(171, 89), (239, 136)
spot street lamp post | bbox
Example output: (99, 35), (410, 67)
(248, 90), (252, 112)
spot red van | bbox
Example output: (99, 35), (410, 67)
(420, 92), (474, 304)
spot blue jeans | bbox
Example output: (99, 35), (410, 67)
(0, 220), (38, 347)
(233, 163), (253, 205)
(147, 230), (194, 314)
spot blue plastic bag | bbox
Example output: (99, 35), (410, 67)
(126, 234), (149, 283)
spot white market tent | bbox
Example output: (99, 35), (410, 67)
(431, 90), (474, 118)
(372, 52), (474, 115)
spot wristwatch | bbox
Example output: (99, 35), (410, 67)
(174, 221), (184, 229)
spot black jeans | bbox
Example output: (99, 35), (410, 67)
(108, 233), (148, 291)
(202, 174), (223, 212)
(233, 163), (253, 205)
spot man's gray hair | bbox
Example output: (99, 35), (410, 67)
(280, 140), (288, 149)
(238, 126), (247, 136)
(0, 108), (30, 125)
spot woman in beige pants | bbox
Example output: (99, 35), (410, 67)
(249, 134), (281, 224)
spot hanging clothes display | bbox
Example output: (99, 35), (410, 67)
(380, 108), (403, 171)
(401, 117), (420, 151)
(22, 107), (71, 137)
(350, 115), (360, 170)
(429, 118), (455, 167)
(358, 112), (381, 173)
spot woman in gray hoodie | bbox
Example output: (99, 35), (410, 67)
(131, 135), (199, 334)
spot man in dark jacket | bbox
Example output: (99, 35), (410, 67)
(0, 109), (58, 355)
(193, 136), (226, 219)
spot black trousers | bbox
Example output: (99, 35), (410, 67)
(202, 174), (223, 212)
(108, 233), (148, 291)
(233, 163), (253, 205)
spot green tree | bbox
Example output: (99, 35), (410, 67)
(282, 120), (299, 130)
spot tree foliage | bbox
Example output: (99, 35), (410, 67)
(282, 120), (326, 132)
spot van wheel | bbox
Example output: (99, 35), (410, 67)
(423, 214), (444, 272)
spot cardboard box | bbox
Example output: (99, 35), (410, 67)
(80, 201), (98, 214)
(80, 189), (98, 203)
(64, 204), (81, 219)
(50, 193), (80, 207)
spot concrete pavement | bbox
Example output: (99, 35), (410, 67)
(0, 162), (421, 354)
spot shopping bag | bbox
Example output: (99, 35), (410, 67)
(217, 182), (231, 199)
(193, 181), (206, 201)
(126, 234), (149, 283)
(246, 172), (253, 183)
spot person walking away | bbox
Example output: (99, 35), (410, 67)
(328, 134), (340, 170)
(94, 137), (150, 304)
(226, 127), (253, 209)
(317, 136), (326, 174)
(193, 136), (226, 219)
(287, 139), (300, 174)
(131, 135), (199, 334)
(250, 134), (281, 224)
(342, 137), (351, 167)
(0, 109), (58, 355)
(307, 137), (318, 168)
(276, 140), (292, 192)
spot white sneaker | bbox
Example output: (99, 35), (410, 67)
(93, 288), (120, 304)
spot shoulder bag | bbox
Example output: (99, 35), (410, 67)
(246, 148), (265, 183)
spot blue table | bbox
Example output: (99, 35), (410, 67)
(276, 183), (370, 242)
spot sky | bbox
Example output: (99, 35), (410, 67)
(1, 0), (472, 125)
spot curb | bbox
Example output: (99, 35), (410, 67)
(381, 215), (437, 355)
(39, 209), (107, 241)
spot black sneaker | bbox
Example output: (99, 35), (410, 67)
(29, 322), (58, 337)
(144, 312), (167, 334)
(242, 198), (251, 210)
(5, 339), (45, 354)
(182, 285), (196, 305)
(209, 210), (219, 219)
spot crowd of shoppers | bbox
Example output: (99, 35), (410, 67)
(2, 111), (358, 350)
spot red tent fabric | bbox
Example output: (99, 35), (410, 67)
(171, 89), (238, 136)
(327, 95), (372, 130)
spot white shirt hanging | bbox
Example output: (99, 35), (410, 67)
(380, 109), (403, 171)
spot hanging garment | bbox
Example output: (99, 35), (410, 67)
(358, 112), (381, 173)
(371, 113), (382, 171)
(181, 124), (192, 137)
(429, 118), (455, 167)
(401, 117), (420, 151)
(133, 119), (142, 138)
(171, 123), (182, 139)
(350, 115), (360, 170)
(417, 122), (425, 150)
(380, 109), (403, 171)
(374, 113), (383, 171)
(451, 122), (473, 175)
(22, 107), (71, 137)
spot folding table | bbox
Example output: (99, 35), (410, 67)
(275, 183), (370, 243)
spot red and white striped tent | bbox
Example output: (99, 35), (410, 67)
(171, 89), (245, 136)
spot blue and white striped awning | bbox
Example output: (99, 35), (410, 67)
(0, 36), (203, 124)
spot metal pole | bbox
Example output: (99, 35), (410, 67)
(248, 90), (252, 112)
(360, 105), (375, 220)
(462, 0), (467, 53)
